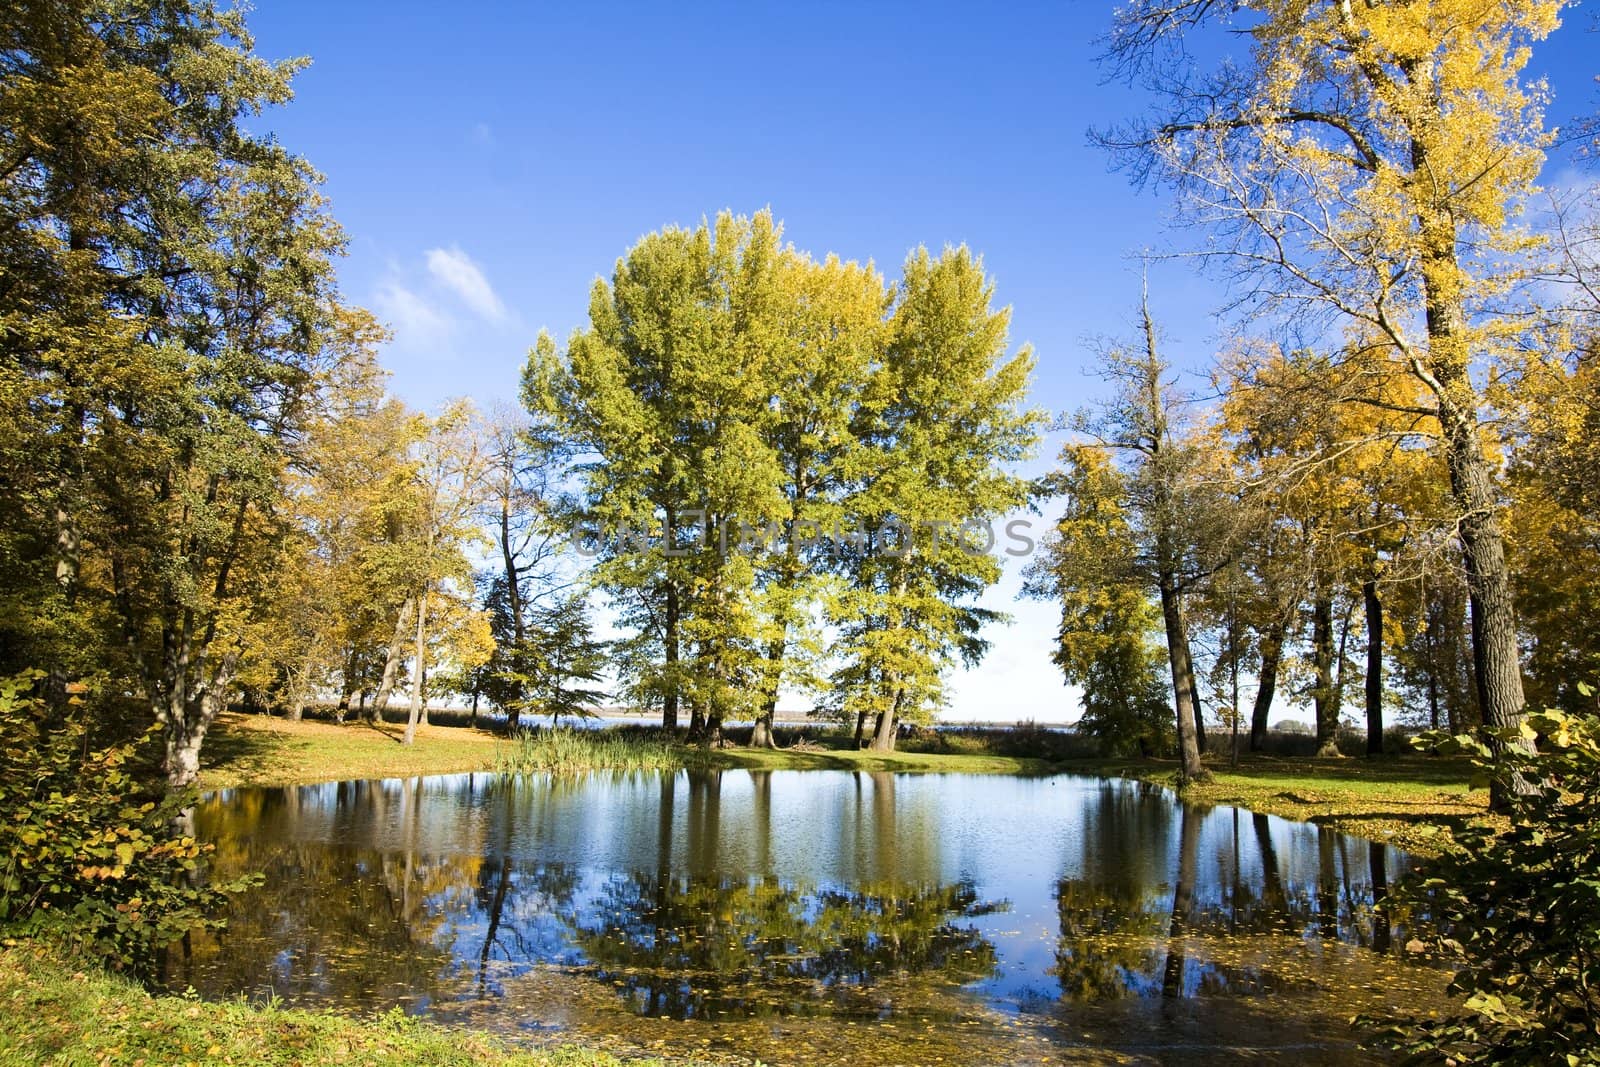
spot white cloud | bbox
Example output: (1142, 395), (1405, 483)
(373, 279), (450, 344)
(426, 245), (507, 323)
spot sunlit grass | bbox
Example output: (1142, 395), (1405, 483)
(0, 943), (673, 1067)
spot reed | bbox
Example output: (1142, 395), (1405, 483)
(493, 726), (699, 775)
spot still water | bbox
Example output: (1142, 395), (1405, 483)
(174, 771), (1443, 1065)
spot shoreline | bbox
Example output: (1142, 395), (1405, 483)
(200, 713), (1483, 856)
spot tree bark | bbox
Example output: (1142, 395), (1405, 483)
(1408, 126), (1532, 804)
(1312, 593), (1341, 757)
(1249, 615), (1286, 752)
(161, 648), (239, 791)
(869, 686), (904, 752)
(403, 585), (429, 745)
(662, 581), (680, 731)
(749, 636), (785, 748)
(1158, 576), (1207, 783)
(335, 649), (358, 724)
(1363, 576), (1384, 756)
(371, 596), (414, 723)
(498, 491), (527, 731)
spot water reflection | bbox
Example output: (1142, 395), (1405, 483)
(178, 769), (1439, 1062)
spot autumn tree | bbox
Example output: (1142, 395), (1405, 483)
(399, 401), (490, 745)
(525, 213), (796, 741)
(0, 1), (376, 786)
(1043, 289), (1231, 782)
(746, 254), (887, 747)
(1098, 0), (1565, 770)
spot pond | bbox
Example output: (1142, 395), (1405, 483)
(171, 770), (1445, 1065)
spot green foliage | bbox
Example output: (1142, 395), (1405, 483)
(0, 0), (380, 785)
(0, 672), (249, 974)
(527, 215), (1039, 743)
(1024, 446), (1175, 757)
(1369, 708), (1600, 1064)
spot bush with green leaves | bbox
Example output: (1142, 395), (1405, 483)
(1369, 702), (1600, 1064)
(0, 671), (250, 975)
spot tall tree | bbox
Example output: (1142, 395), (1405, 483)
(1218, 342), (1452, 754)
(1099, 0), (1563, 776)
(0, 1), (375, 787)
(747, 253), (887, 747)
(1058, 291), (1234, 783)
(400, 400), (488, 745)
(526, 213), (797, 738)
(829, 247), (1039, 752)
(1023, 447), (1175, 757)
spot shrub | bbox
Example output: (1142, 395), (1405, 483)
(0, 671), (251, 975)
(1366, 705), (1600, 1064)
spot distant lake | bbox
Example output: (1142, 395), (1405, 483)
(172, 770), (1443, 1065)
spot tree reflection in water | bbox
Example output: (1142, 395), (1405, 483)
(1053, 799), (1405, 1004)
(568, 873), (1002, 1020)
(178, 767), (1428, 1063)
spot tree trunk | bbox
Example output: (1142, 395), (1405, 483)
(750, 636), (785, 748)
(662, 581), (680, 731)
(1410, 132), (1532, 804)
(335, 651), (357, 724)
(498, 493), (527, 729)
(403, 585), (429, 745)
(1158, 576), (1207, 783)
(161, 648), (240, 792)
(1312, 594), (1341, 757)
(1249, 615), (1286, 752)
(371, 596), (415, 723)
(869, 686), (903, 753)
(1363, 576), (1384, 756)
(854, 708), (869, 747)
(286, 648), (317, 722)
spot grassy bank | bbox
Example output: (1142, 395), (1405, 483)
(198, 713), (1052, 789)
(0, 944), (669, 1067)
(1111, 753), (1486, 856)
(200, 714), (506, 790)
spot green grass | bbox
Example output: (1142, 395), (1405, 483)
(200, 714), (506, 790)
(0, 943), (675, 1067)
(200, 713), (1051, 789)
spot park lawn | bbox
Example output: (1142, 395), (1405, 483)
(0, 944), (672, 1067)
(199, 713), (508, 790)
(199, 713), (1052, 789)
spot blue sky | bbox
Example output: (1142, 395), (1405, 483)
(245, 2), (1598, 723)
